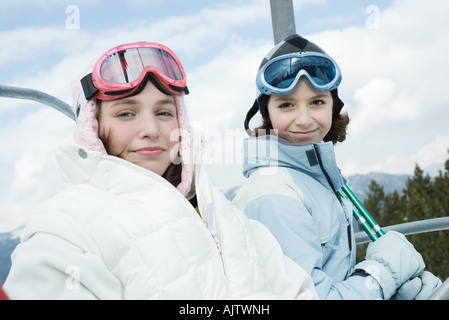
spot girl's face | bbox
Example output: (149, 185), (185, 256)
(267, 78), (333, 145)
(98, 81), (180, 176)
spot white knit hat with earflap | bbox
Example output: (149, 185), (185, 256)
(72, 73), (194, 197)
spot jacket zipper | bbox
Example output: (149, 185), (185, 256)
(313, 144), (340, 201)
(205, 204), (227, 276)
(313, 144), (352, 252)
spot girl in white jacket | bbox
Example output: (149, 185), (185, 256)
(4, 42), (317, 300)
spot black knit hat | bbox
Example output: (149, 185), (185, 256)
(244, 34), (344, 132)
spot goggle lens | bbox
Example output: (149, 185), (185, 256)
(100, 47), (183, 84)
(81, 42), (189, 101)
(263, 55), (337, 89)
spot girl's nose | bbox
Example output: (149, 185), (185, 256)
(138, 114), (160, 139)
(294, 106), (313, 126)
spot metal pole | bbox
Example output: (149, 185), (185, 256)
(0, 85), (75, 120)
(428, 277), (449, 300)
(355, 217), (449, 244)
(270, 0), (297, 44)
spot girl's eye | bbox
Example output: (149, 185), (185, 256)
(279, 103), (294, 109)
(156, 111), (175, 118)
(311, 100), (325, 106)
(117, 112), (134, 118)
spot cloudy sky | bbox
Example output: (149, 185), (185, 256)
(1, 0), (448, 231)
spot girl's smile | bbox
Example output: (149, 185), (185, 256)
(133, 146), (165, 157)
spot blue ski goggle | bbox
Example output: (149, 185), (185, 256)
(256, 52), (342, 98)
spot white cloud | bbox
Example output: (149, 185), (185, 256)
(186, 38), (271, 130)
(0, 27), (89, 68)
(339, 134), (449, 176)
(0, 107), (73, 232)
(308, 0), (449, 175)
(349, 78), (420, 138)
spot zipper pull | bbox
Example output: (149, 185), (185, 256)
(205, 203), (221, 252)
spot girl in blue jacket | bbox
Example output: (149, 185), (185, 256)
(233, 34), (441, 300)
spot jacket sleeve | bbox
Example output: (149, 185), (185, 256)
(4, 232), (122, 300)
(248, 219), (319, 300)
(243, 194), (382, 300)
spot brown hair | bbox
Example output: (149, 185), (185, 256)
(254, 96), (350, 144)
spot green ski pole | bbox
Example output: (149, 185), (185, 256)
(339, 188), (379, 241)
(339, 183), (385, 241)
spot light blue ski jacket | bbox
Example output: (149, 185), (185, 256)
(233, 136), (382, 300)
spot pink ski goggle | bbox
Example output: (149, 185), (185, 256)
(81, 42), (188, 101)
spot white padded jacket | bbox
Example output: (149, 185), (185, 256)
(5, 142), (318, 300)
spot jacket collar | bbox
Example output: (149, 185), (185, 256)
(243, 135), (344, 193)
(55, 142), (176, 193)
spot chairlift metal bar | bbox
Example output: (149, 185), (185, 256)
(428, 277), (449, 300)
(0, 85), (75, 121)
(355, 216), (449, 244)
(270, 0), (296, 44)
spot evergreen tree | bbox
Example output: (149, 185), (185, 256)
(364, 180), (384, 222)
(357, 154), (449, 280)
(404, 162), (449, 280)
